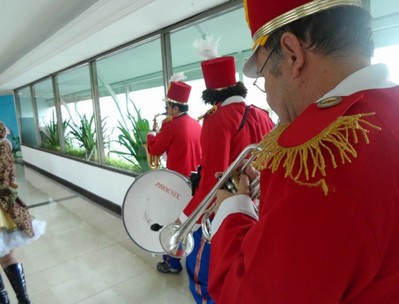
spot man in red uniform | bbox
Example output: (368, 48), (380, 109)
(209, 1), (399, 303)
(180, 56), (274, 303)
(147, 80), (202, 273)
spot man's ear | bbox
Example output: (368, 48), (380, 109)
(172, 105), (179, 115)
(280, 32), (305, 77)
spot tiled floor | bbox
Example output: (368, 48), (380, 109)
(3, 163), (194, 303)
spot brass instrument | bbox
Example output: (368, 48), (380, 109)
(159, 144), (262, 258)
(144, 112), (167, 169)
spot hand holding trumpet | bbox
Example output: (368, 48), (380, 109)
(159, 144), (261, 257)
(214, 163), (260, 215)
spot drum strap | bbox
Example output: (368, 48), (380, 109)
(237, 105), (250, 133)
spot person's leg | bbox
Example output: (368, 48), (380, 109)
(1, 251), (31, 304)
(186, 229), (214, 304)
(0, 271), (10, 304)
(157, 255), (183, 273)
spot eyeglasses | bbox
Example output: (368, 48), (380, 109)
(253, 45), (277, 93)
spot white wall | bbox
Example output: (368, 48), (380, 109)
(21, 146), (135, 207)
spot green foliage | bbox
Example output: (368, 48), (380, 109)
(105, 157), (139, 171)
(8, 129), (21, 153)
(11, 136), (21, 153)
(41, 112), (68, 151)
(65, 146), (87, 158)
(109, 100), (151, 172)
(67, 113), (100, 161)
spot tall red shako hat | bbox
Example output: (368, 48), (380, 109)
(243, 0), (363, 78)
(193, 35), (237, 90)
(165, 73), (192, 105)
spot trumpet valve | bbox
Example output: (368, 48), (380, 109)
(250, 176), (260, 200)
(221, 172), (240, 194)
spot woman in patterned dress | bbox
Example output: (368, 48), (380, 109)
(0, 121), (46, 304)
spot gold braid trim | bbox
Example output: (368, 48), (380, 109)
(198, 105), (218, 121)
(163, 115), (173, 123)
(252, 113), (381, 195)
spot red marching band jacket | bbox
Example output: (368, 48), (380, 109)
(180, 97), (275, 223)
(209, 85), (399, 303)
(146, 113), (202, 177)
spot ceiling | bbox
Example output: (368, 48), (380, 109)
(0, 0), (230, 95)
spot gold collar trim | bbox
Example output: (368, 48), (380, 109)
(253, 112), (380, 195)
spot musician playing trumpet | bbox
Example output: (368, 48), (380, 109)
(146, 73), (202, 273)
(207, 1), (399, 303)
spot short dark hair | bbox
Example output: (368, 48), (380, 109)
(267, 6), (374, 58)
(168, 101), (189, 112)
(201, 81), (248, 105)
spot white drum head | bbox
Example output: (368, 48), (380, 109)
(122, 169), (192, 255)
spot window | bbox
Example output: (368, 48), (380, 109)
(169, 7), (275, 120)
(34, 78), (60, 151)
(370, 1), (399, 83)
(16, 86), (38, 147)
(57, 64), (98, 162)
(96, 38), (164, 172)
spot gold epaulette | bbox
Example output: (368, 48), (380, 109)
(198, 105), (218, 121)
(162, 115), (173, 123)
(252, 98), (381, 195)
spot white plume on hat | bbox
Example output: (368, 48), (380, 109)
(169, 72), (187, 82)
(193, 35), (220, 60)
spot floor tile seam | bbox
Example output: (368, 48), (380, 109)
(26, 195), (79, 209)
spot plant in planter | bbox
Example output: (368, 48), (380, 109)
(41, 112), (68, 151)
(10, 133), (22, 160)
(67, 113), (106, 161)
(108, 99), (151, 172)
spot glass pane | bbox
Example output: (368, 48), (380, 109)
(57, 64), (98, 162)
(16, 86), (38, 147)
(170, 7), (276, 121)
(96, 38), (164, 172)
(34, 78), (60, 151)
(370, 0), (399, 84)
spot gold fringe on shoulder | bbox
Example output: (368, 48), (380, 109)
(163, 115), (173, 123)
(252, 113), (381, 195)
(198, 105), (218, 121)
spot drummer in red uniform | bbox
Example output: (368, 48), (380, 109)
(180, 52), (274, 303)
(147, 76), (202, 273)
(209, 0), (399, 303)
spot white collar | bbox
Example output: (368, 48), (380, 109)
(220, 95), (246, 107)
(318, 64), (397, 102)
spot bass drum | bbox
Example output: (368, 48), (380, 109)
(122, 169), (192, 255)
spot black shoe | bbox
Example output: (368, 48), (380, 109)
(156, 262), (182, 274)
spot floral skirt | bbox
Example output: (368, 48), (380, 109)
(0, 209), (46, 257)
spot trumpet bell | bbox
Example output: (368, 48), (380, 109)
(159, 223), (195, 258)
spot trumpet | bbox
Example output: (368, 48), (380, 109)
(159, 143), (262, 258)
(144, 112), (167, 170)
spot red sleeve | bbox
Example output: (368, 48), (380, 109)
(146, 121), (172, 156)
(209, 179), (381, 304)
